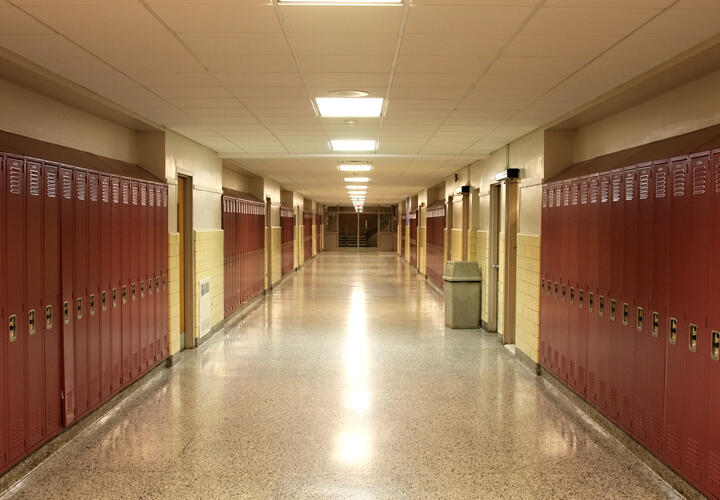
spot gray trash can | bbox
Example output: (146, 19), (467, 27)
(443, 261), (481, 329)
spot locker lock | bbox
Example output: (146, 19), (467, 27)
(148, 279), (153, 295)
(131, 283), (136, 301)
(636, 307), (643, 332)
(541, 278), (545, 293)
(554, 282), (558, 299)
(89, 294), (96, 316)
(122, 286), (127, 305)
(76, 297), (83, 320)
(162, 275), (167, 290)
(669, 317), (678, 345)
(8, 315), (17, 343)
(112, 288), (118, 307)
(561, 285), (566, 302)
(140, 281), (145, 298)
(652, 312), (659, 338)
(63, 301), (70, 324)
(45, 305), (53, 329)
(569, 287), (575, 305)
(689, 323), (698, 353)
(156, 277), (160, 292)
(578, 290), (584, 309)
(28, 309), (36, 335)
(599, 296), (605, 317)
(546, 280), (551, 296)
(622, 303), (629, 326)
(589, 292), (594, 313)
(101, 291), (107, 311)
(712, 331), (720, 361)
(610, 299), (616, 321)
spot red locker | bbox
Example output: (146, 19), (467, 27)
(139, 183), (148, 372)
(5, 156), (27, 461)
(73, 169), (89, 418)
(42, 163), (62, 439)
(551, 183), (563, 378)
(130, 181), (140, 378)
(706, 148), (720, 498)
(26, 160), (45, 449)
(153, 185), (162, 363)
(59, 167), (75, 425)
(316, 214), (322, 253)
(161, 186), (168, 359)
(410, 211), (418, 269)
(147, 184), (156, 364)
(0, 155), (6, 471)
(585, 175), (603, 407)
(632, 162), (656, 449)
(120, 178), (132, 383)
(555, 181), (570, 382)
(567, 178), (584, 395)
(607, 168), (624, 423)
(99, 175), (112, 400)
(110, 177), (122, 391)
(540, 185), (549, 368)
(87, 173), (100, 410)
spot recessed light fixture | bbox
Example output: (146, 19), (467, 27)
(348, 191), (367, 195)
(317, 98), (383, 118)
(344, 177), (370, 183)
(338, 163), (372, 172)
(346, 186), (367, 191)
(281, 0), (401, 4)
(331, 140), (377, 152)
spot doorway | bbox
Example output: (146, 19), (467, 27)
(177, 175), (194, 350)
(338, 213), (359, 247)
(488, 184), (500, 333)
(359, 213), (378, 248)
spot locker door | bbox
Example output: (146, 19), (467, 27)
(706, 149), (720, 498)
(110, 177), (122, 391)
(540, 185), (549, 368)
(5, 156), (27, 461)
(139, 182), (148, 372)
(648, 160), (669, 456)
(130, 181), (140, 378)
(147, 184), (156, 364)
(73, 169), (89, 418)
(99, 175), (112, 400)
(552, 183), (563, 378)
(223, 198), (228, 315)
(567, 179), (583, 394)
(593, 173), (612, 413)
(26, 160), (45, 449)
(585, 175), (602, 406)
(42, 163), (62, 439)
(120, 179), (131, 384)
(159, 186), (168, 359)
(557, 181), (570, 382)
(153, 185), (161, 363)
(607, 168), (624, 423)
(87, 173), (100, 410)
(633, 163), (654, 448)
(617, 165), (637, 432)
(572, 177), (588, 397)
(0, 155), (6, 471)
(59, 167), (75, 425)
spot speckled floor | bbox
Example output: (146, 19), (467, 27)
(3, 252), (680, 499)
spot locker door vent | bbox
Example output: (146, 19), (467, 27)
(113, 179), (121, 204)
(692, 162), (706, 195)
(571, 183), (578, 205)
(76, 172), (86, 201)
(624, 173), (634, 201)
(686, 438), (700, 470)
(542, 187), (547, 208)
(162, 188), (168, 208)
(131, 183), (138, 205)
(639, 170), (650, 200)
(548, 187), (554, 208)
(101, 177), (110, 203)
(655, 166), (667, 198)
(590, 177), (599, 203)
(140, 184), (147, 206)
(580, 180), (588, 204)
(62, 170), (72, 199)
(672, 167), (686, 197)
(709, 452), (720, 486)
(563, 183), (570, 206)
(649, 415), (663, 445)
(28, 165), (41, 196)
(9, 164), (22, 195)
(89, 175), (98, 202)
(716, 162), (720, 193)
(46, 169), (57, 198)
(156, 188), (162, 206)
(612, 175), (622, 202)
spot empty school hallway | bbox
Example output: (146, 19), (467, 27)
(2, 252), (678, 499)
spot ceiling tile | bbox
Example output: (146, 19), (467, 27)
(181, 33), (290, 55)
(395, 55), (492, 74)
(299, 55), (392, 73)
(0, 4), (51, 34)
(168, 97), (242, 108)
(400, 33), (509, 56)
(389, 99), (458, 109)
(521, 6), (660, 36)
(389, 87), (467, 99)
(197, 54), (297, 72)
(467, 87), (546, 100)
(280, 5), (403, 33)
(152, 86), (232, 99)
(230, 86), (308, 98)
(632, 8), (720, 38)
(241, 98), (312, 109)
(215, 72), (304, 86)
(487, 56), (586, 76)
(151, 4), (281, 33)
(474, 74), (563, 89)
(504, 34), (619, 57)
(133, 72), (219, 87)
(290, 33), (397, 55)
(405, 5), (534, 34)
(304, 72), (389, 87)
(392, 72), (479, 87)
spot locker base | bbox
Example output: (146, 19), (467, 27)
(539, 366), (705, 500)
(0, 358), (169, 496)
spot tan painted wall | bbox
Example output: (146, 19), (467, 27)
(516, 234), (541, 362)
(168, 233), (181, 356)
(193, 230), (224, 341)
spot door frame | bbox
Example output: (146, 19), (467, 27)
(488, 183), (500, 333)
(178, 174), (195, 350)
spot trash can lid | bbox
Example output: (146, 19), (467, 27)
(443, 261), (481, 282)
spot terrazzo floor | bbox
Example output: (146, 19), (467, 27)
(3, 251), (681, 499)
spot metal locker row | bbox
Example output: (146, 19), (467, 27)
(280, 207), (294, 276)
(409, 211), (418, 269)
(222, 196), (265, 316)
(539, 149), (720, 499)
(303, 211), (312, 262)
(425, 202), (445, 288)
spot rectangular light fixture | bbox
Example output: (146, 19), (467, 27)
(331, 140), (376, 152)
(338, 163), (372, 172)
(317, 98), (383, 117)
(282, 0), (401, 3)
(346, 185), (367, 190)
(344, 177), (370, 183)
(348, 191), (366, 195)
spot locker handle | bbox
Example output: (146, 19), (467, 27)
(140, 281), (145, 298)
(131, 283), (136, 301)
(669, 317), (678, 344)
(622, 303), (629, 326)
(610, 299), (616, 321)
(554, 282), (558, 299)
(541, 278), (544, 293)
(578, 289), (583, 309)
(636, 307), (643, 332)
(569, 287), (575, 305)
(101, 291), (107, 311)
(28, 309), (36, 335)
(689, 323), (698, 352)
(76, 297), (83, 320)
(156, 277), (160, 292)
(163, 274), (167, 290)
(546, 281), (551, 296)
(148, 279), (153, 295)
(589, 292), (594, 313)
(599, 296), (604, 317)
(63, 301), (70, 324)
(652, 312), (659, 338)
(561, 285), (566, 302)
(122, 286), (127, 305)
(8, 315), (17, 342)
(112, 288), (118, 307)
(712, 331), (720, 361)
(45, 305), (53, 329)
(89, 294), (96, 316)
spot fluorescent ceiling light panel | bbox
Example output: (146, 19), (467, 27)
(282, 0), (400, 3)
(338, 164), (372, 172)
(344, 177), (370, 183)
(331, 140), (376, 152)
(348, 191), (366, 195)
(317, 98), (383, 117)
(346, 185), (367, 190)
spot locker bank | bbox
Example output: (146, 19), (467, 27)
(1, 1), (720, 498)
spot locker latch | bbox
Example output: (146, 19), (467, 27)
(101, 291), (107, 311)
(122, 286), (127, 305)
(569, 287), (575, 305)
(599, 295), (604, 317)
(712, 331), (720, 361)
(132, 283), (136, 301)
(636, 307), (643, 332)
(156, 277), (160, 292)
(45, 305), (52, 329)
(652, 312), (659, 338)
(541, 278), (545, 293)
(589, 292), (594, 313)
(622, 303), (629, 326)
(63, 301), (70, 324)
(546, 280), (551, 296)
(162, 275), (167, 290)
(148, 279), (153, 295)
(669, 317), (678, 344)
(112, 288), (118, 307)
(561, 285), (566, 302)
(140, 281), (145, 298)
(8, 315), (17, 342)
(578, 290), (584, 309)
(610, 299), (616, 321)
(689, 323), (698, 352)
(28, 309), (36, 335)
(76, 297), (83, 320)
(89, 294), (96, 316)
(554, 282), (558, 299)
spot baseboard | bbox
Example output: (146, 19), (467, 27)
(195, 318), (226, 348)
(514, 346), (541, 375)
